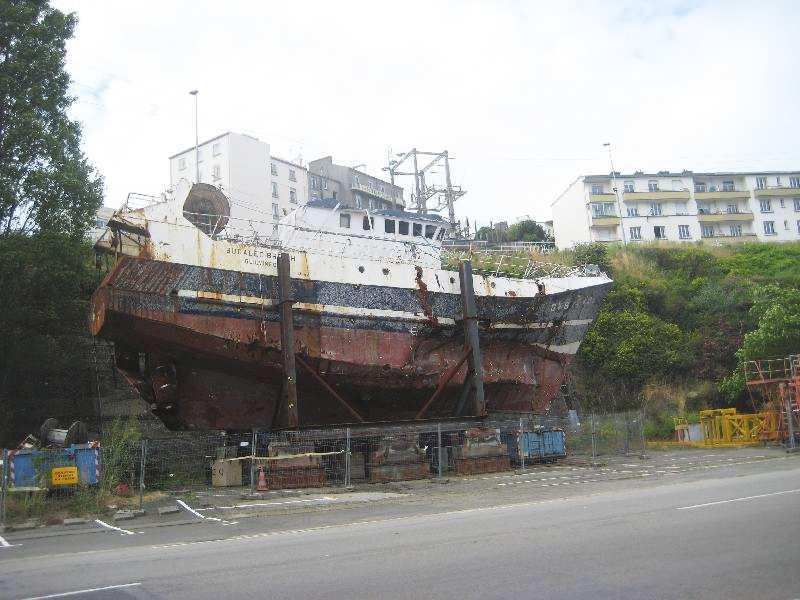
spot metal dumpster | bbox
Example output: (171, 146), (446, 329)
(6, 443), (100, 489)
(503, 429), (566, 463)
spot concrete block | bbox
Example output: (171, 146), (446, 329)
(158, 505), (181, 516)
(63, 518), (89, 526)
(11, 520), (38, 531)
(113, 510), (135, 521)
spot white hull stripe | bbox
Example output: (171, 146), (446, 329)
(177, 290), (593, 329)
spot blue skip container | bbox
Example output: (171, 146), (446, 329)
(6, 443), (101, 489)
(503, 429), (566, 463)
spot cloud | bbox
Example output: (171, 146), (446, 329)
(55, 0), (800, 224)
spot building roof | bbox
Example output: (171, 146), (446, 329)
(169, 131), (238, 159)
(306, 197), (340, 210)
(272, 156), (307, 171)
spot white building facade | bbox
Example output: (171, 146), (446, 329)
(169, 132), (309, 232)
(551, 170), (800, 248)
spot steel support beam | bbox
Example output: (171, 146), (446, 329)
(415, 348), (472, 420)
(459, 260), (486, 417)
(296, 355), (365, 423)
(278, 253), (299, 428)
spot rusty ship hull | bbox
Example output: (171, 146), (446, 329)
(90, 255), (612, 430)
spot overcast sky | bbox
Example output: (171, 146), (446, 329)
(55, 0), (800, 226)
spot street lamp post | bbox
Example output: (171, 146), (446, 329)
(603, 142), (626, 245)
(190, 90), (199, 184)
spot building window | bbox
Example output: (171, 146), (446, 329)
(794, 198), (800, 211)
(694, 182), (706, 193)
(722, 181), (735, 192)
(797, 220), (800, 234)
(785, 220), (790, 230)
(701, 225), (715, 238)
(672, 180), (682, 191)
(271, 182), (279, 198)
(272, 203), (279, 218)
(726, 203), (739, 214)
(626, 206), (639, 217)
(289, 188), (297, 204)
(310, 176), (317, 190)
(289, 169), (296, 182)
(654, 226), (666, 239)
(790, 177), (800, 188)
(756, 176), (767, 190)
(591, 184), (604, 195)
(648, 180), (659, 192)
(591, 203), (615, 217)
(384, 219), (396, 234)
(323, 180), (328, 190)
(178, 158), (186, 170)
(676, 202), (688, 215)
(649, 202), (662, 216)
(425, 225), (437, 239)
(340, 213), (351, 228)
(271, 163), (278, 176)
(629, 226), (641, 241)
(763, 221), (776, 235)
(624, 181), (634, 193)
(412, 223), (423, 237)
(398, 221), (409, 235)
(678, 225), (690, 239)
(212, 143), (221, 156)
(759, 198), (772, 212)
(730, 224), (742, 237)
(212, 164), (221, 180)
(311, 192), (318, 200)
(353, 175), (360, 186)
(362, 216), (373, 230)
(780, 198), (785, 208)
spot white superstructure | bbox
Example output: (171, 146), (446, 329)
(552, 170), (800, 248)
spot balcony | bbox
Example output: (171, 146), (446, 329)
(590, 214), (620, 227)
(589, 192), (616, 202)
(696, 209), (754, 223)
(700, 233), (757, 244)
(754, 186), (800, 196)
(622, 190), (691, 201)
(694, 190), (750, 200)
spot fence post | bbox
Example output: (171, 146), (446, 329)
(590, 413), (597, 465)
(639, 408), (647, 459)
(250, 429), (258, 492)
(138, 439), (147, 512)
(345, 427), (351, 487)
(1, 449), (7, 528)
(519, 417), (525, 470)
(786, 396), (797, 450)
(436, 423), (443, 478)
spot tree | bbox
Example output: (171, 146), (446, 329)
(578, 309), (694, 388)
(720, 284), (800, 399)
(506, 219), (549, 243)
(0, 1), (103, 237)
(572, 242), (612, 273)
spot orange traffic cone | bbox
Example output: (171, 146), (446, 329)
(256, 466), (268, 491)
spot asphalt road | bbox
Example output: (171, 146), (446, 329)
(1, 459), (799, 599)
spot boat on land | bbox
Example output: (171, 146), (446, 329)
(90, 181), (612, 430)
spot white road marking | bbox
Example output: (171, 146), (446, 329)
(176, 499), (235, 525)
(0, 534), (11, 547)
(94, 519), (135, 536)
(677, 488), (800, 510)
(20, 582), (142, 599)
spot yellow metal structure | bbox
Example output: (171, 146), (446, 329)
(697, 408), (781, 446)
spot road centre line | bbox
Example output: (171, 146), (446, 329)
(19, 582), (142, 600)
(676, 488), (800, 510)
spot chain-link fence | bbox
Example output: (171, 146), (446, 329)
(0, 411), (652, 526)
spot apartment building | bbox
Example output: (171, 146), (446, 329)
(551, 170), (800, 248)
(169, 132), (310, 229)
(308, 156), (404, 211)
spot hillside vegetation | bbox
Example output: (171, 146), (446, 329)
(569, 242), (800, 418)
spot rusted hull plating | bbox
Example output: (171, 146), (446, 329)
(90, 257), (611, 430)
